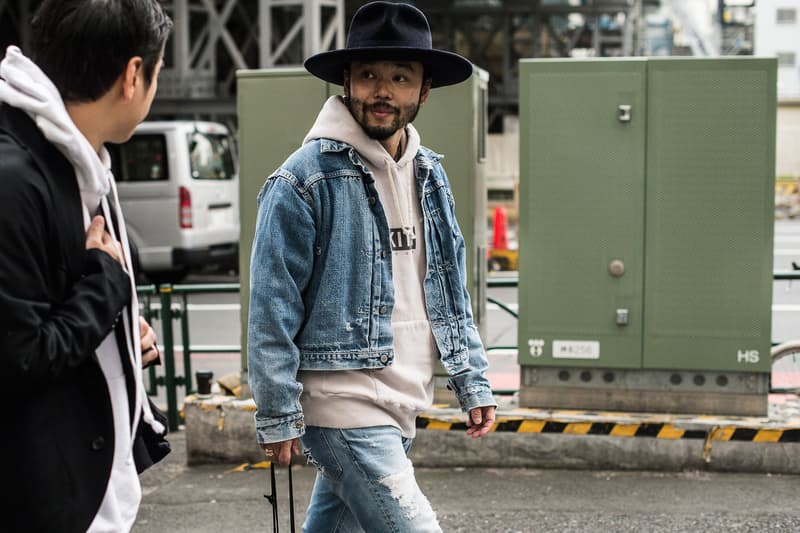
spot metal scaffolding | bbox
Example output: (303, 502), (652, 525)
(154, 0), (345, 122)
(0, 0), (658, 128)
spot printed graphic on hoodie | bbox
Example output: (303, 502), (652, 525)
(391, 226), (416, 251)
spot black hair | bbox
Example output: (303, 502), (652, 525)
(423, 66), (432, 85)
(30, 0), (172, 103)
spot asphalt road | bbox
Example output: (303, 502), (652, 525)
(133, 430), (800, 533)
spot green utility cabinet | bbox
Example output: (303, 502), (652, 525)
(237, 67), (488, 396)
(518, 58), (776, 415)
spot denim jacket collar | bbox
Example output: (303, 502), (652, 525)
(317, 138), (443, 187)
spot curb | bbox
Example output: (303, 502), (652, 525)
(182, 395), (800, 474)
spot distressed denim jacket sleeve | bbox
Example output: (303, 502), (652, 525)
(435, 163), (497, 413)
(247, 173), (312, 444)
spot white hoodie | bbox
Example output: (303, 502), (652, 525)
(297, 96), (439, 438)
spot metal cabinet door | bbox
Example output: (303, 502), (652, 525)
(643, 58), (776, 373)
(236, 68), (330, 368)
(518, 59), (647, 368)
(414, 68), (489, 334)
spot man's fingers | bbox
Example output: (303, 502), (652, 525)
(89, 215), (105, 231)
(277, 440), (293, 467)
(85, 216), (105, 246)
(85, 216), (124, 265)
(140, 323), (156, 346)
(472, 409), (483, 424)
(262, 438), (300, 467)
(465, 407), (497, 438)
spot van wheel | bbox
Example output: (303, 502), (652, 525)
(146, 267), (189, 286)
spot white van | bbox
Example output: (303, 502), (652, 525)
(107, 121), (240, 283)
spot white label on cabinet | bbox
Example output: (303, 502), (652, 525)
(552, 340), (600, 360)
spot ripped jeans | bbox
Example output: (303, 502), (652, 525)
(300, 426), (441, 533)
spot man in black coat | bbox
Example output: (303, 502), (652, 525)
(0, 1), (173, 531)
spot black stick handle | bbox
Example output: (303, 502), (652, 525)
(288, 458), (296, 533)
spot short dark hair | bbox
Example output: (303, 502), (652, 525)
(30, 0), (172, 103)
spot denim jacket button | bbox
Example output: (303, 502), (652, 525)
(294, 421), (304, 429)
(368, 196), (376, 206)
(378, 305), (387, 314)
(380, 354), (389, 364)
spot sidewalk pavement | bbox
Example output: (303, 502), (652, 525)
(132, 394), (800, 533)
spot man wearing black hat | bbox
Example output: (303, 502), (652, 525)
(248, 2), (496, 530)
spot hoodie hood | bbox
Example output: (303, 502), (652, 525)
(303, 95), (421, 170)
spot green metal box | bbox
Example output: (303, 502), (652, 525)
(236, 67), (488, 392)
(517, 58), (776, 415)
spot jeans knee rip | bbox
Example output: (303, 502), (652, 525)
(303, 448), (325, 476)
(378, 462), (438, 526)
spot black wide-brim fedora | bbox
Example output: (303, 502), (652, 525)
(304, 1), (473, 88)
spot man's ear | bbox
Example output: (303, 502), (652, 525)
(419, 78), (432, 105)
(343, 70), (350, 98)
(121, 57), (144, 101)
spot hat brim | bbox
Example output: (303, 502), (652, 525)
(304, 47), (473, 88)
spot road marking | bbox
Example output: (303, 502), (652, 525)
(773, 305), (800, 312)
(775, 225), (800, 234)
(141, 303), (241, 311)
(166, 345), (240, 353)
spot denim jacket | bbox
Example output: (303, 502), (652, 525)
(247, 138), (495, 444)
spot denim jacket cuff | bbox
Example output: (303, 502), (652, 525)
(456, 386), (497, 413)
(255, 413), (306, 444)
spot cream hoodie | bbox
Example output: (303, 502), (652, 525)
(297, 96), (439, 438)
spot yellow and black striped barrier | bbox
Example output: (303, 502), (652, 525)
(415, 415), (800, 443)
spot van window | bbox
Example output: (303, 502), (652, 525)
(107, 134), (169, 182)
(188, 132), (235, 180)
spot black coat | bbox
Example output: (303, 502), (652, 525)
(0, 104), (168, 533)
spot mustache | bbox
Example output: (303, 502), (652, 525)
(365, 102), (399, 114)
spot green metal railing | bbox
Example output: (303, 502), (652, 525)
(139, 271), (800, 430)
(138, 283), (240, 431)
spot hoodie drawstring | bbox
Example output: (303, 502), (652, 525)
(385, 157), (415, 240)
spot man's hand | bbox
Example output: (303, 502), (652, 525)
(466, 406), (496, 438)
(261, 438), (300, 467)
(86, 215), (122, 265)
(139, 316), (160, 367)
